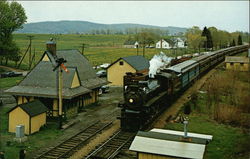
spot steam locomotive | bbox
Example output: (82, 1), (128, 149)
(119, 45), (249, 132)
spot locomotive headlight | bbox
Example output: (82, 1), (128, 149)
(129, 98), (134, 103)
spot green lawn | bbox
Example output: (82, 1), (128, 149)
(0, 106), (63, 159)
(0, 77), (24, 89)
(165, 114), (249, 159)
(165, 70), (250, 159)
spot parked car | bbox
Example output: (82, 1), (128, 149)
(0, 71), (22, 78)
(145, 46), (155, 48)
(99, 85), (109, 95)
(96, 70), (107, 78)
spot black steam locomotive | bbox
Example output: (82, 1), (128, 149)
(119, 45), (249, 132)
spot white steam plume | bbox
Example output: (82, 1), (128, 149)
(149, 52), (172, 78)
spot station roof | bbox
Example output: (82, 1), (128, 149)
(129, 129), (213, 159)
(107, 55), (149, 71)
(225, 56), (249, 63)
(151, 128), (213, 141)
(5, 50), (107, 99)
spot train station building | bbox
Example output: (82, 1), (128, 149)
(107, 55), (149, 86)
(5, 42), (107, 120)
(225, 56), (249, 71)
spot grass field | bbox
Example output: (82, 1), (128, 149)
(0, 106), (63, 159)
(165, 68), (250, 159)
(12, 34), (198, 70)
(0, 77), (24, 89)
(165, 114), (249, 159)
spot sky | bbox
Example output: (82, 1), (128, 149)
(17, 1), (249, 33)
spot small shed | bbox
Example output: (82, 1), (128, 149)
(130, 129), (213, 159)
(8, 100), (48, 135)
(225, 56), (249, 71)
(107, 56), (149, 86)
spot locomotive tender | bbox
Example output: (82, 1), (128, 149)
(119, 45), (249, 132)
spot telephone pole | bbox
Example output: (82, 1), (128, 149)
(27, 35), (34, 69)
(81, 43), (85, 55)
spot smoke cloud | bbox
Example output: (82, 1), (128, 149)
(149, 52), (172, 78)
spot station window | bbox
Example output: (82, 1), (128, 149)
(119, 61), (124, 65)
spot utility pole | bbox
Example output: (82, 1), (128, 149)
(81, 43), (85, 55)
(136, 44), (139, 56)
(27, 35), (34, 70)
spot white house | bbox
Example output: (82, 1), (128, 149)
(124, 41), (139, 48)
(156, 39), (172, 49)
(172, 38), (186, 48)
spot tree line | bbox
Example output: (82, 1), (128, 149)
(186, 26), (247, 52)
(87, 27), (170, 36)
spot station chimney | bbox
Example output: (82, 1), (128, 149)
(46, 38), (56, 56)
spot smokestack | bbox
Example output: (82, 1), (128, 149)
(46, 39), (56, 56)
(183, 120), (188, 138)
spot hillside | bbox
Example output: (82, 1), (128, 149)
(15, 20), (187, 35)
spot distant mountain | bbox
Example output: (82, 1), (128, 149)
(15, 20), (187, 35)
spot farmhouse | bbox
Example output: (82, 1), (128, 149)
(8, 100), (48, 135)
(123, 40), (139, 48)
(5, 41), (107, 119)
(130, 129), (213, 159)
(107, 55), (149, 86)
(225, 56), (249, 72)
(156, 39), (173, 49)
(172, 37), (186, 48)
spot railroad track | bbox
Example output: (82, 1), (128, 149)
(85, 130), (136, 159)
(34, 121), (113, 159)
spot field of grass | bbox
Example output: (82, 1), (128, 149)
(0, 106), (63, 159)
(165, 114), (249, 159)
(165, 69), (250, 159)
(0, 77), (24, 89)
(12, 33), (199, 69)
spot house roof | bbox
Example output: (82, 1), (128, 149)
(130, 129), (213, 159)
(156, 39), (174, 46)
(130, 134), (205, 159)
(107, 55), (149, 71)
(5, 50), (107, 99)
(124, 40), (137, 45)
(8, 100), (48, 117)
(171, 37), (186, 42)
(225, 56), (249, 63)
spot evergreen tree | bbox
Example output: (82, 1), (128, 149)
(201, 27), (213, 50)
(231, 39), (236, 46)
(238, 35), (243, 45)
